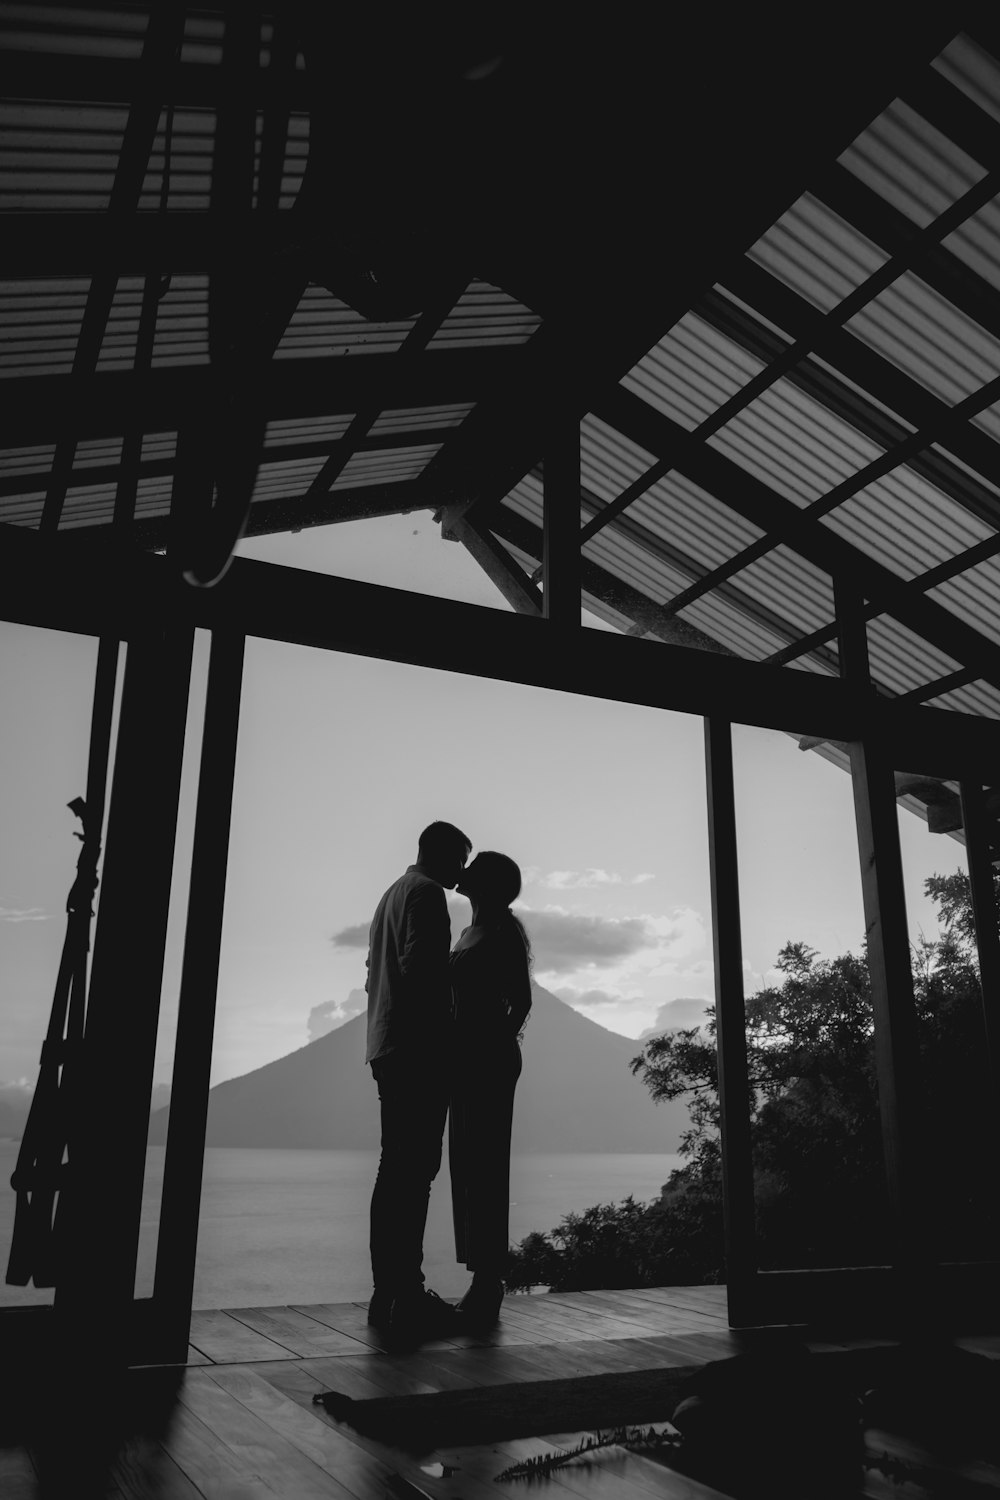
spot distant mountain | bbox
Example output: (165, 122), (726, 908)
(147, 984), (690, 1154)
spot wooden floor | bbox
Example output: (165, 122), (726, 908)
(3, 1286), (1000, 1498)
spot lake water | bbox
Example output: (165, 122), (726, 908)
(0, 1143), (681, 1309)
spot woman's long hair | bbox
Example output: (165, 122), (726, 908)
(473, 851), (532, 966)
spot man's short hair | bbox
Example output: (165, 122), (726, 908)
(418, 821), (472, 862)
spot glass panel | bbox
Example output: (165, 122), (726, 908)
(894, 765), (999, 1263)
(0, 624), (102, 1309)
(732, 725), (883, 1271)
(187, 640), (710, 1304)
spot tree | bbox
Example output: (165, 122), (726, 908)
(506, 871), (999, 1291)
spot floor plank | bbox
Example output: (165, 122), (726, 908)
(188, 1309), (300, 1364)
(176, 1367), (359, 1499)
(158, 1392), (280, 1499)
(226, 1306), (374, 1358)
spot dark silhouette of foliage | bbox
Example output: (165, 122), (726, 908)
(506, 871), (1000, 1291)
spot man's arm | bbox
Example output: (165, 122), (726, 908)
(399, 882), (451, 994)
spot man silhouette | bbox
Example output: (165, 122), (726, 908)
(365, 821), (472, 1337)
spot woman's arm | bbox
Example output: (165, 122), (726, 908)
(504, 925), (532, 1036)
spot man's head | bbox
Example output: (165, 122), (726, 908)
(416, 821), (472, 888)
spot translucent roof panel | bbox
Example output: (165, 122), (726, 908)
(837, 98), (987, 224)
(0, 443), (55, 477)
(675, 593), (796, 661)
(369, 403), (474, 435)
(580, 415), (655, 504)
(426, 281), (540, 349)
(0, 491), (44, 526)
(932, 34), (1000, 126)
(819, 470), (997, 581)
(866, 615), (964, 696)
(263, 414), (354, 448)
(941, 193), (1000, 295)
(627, 471), (765, 571)
(745, 194), (888, 312)
(925, 678), (1000, 716)
(582, 523), (695, 607)
(249, 456), (328, 502)
(707, 376), (886, 507)
(845, 271), (1000, 406)
(330, 444), (442, 489)
(0, 277), (90, 378)
(619, 312), (767, 431)
(501, 473), (543, 526)
(722, 545), (836, 640)
(0, 4), (149, 60)
(276, 287), (417, 359)
(149, 275), (210, 366)
(0, 101), (129, 212)
(136, 109), (216, 212)
(927, 554), (1000, 647)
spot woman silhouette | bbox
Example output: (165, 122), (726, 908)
(449, 851), (532, 1330)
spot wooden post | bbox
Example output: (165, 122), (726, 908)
(838, 581), (923, 1289)
(542, 414), (581, 624)
(54, 625), (194, 1364)
(959, 778), (1000, 1102)
(152, 630), (245, 1360)
(704, 717), (757, 1323)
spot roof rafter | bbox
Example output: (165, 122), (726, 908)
(598, 383), (1000, 693)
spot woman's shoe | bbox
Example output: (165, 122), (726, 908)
(458, 1276), (504, 1331)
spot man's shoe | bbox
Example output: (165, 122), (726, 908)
(367, 1289), (395, 1330)
(457, 1276), (504, 1332)
(388, 1287), (463, 1340)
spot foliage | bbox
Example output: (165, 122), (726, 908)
(506, 870), (999, 1291)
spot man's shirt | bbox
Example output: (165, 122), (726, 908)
(365, 865), (452, 1065)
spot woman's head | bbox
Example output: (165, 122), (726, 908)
(457, 850), (521, 908)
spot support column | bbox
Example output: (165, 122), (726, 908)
(704, 717), (756, 1323)
(55, 625), (194, 1363)
(959, 778), (1000, 1117)
(542, 414), (581, 624)
(153, 631), (245, 1360)
(838, 582), (923, 1287)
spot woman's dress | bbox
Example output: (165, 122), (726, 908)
(448, 920), (529, 1272)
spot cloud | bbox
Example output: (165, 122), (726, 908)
(552, 987), (626, 1012)
(525, 869), (656, 891)
(520, 905), (654, 972)
(0, 906), (50, 922)
(638, 997), (714, 1038)
(331, 922), (369, 949)
(308, 988), (367, 1042)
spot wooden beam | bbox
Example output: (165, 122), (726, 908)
(542, 418), (581, 624)
(959, 779), (1000, 1088)
(849, 734), (925, 1284)
(704, 718), (757, 1322)
(600, 384), (1000, 694)
(440, 512), (543, 615)
(6, 529), (1000, 775)
(0, 349), (525, 448)
(153, 630), (245, 1361)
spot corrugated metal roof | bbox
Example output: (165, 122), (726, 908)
(427, 281), (540, 349)
(330, 444), (442, 489)
(819, 470), (995, 581)
(263, 414), (354, 447)
(721, 545), (835, 639)
(925, 677), (1000, 715)
(932, 34), (1000, 124)
(745, 194), (888, 312)
(580, 414), (655, 503)
(837, 98), (987, 224)
(582, 521), (695, 606)
(707, 376), (886, 508)
(276, 286), (417, 358)
(620, 313), (767, 429)
(865, 615), (963, 695)
(369, 404), (474, 434)
(676, 592), (796, 661)
(846, 270), (1000, 406)
(626, 472), (765, 572)
(928, 554), (1000, 645)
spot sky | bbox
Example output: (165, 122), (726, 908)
(1, 510), (969, 1098)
